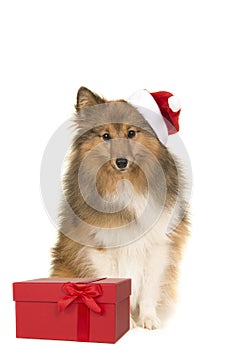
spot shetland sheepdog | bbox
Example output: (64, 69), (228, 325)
(51, 87), (189, 329)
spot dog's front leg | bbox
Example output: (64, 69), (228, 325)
(137, 243), (170, 329)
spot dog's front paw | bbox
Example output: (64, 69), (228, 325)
(138, 313), (161, 330)
(130, 315), (137, 329)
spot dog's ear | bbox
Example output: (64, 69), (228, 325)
(75, 87), (106, 111)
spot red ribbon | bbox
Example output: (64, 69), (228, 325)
(58, 282), (103, 313)
(58, 282), (103, 341)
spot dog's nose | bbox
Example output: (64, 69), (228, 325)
(116, 158), (128, 169)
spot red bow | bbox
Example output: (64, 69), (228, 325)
(58, 282), (103, 314)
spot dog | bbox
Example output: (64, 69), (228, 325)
(50, 86), (189, 329)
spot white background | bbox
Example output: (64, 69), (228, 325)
(1, 0), (234, 349)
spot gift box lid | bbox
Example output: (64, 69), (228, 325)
(13, 278), (131, 304)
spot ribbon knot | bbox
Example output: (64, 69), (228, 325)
(58, 282), (103, 314)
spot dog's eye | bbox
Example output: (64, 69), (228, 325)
(128, 130), (136, 138)
(102, 133), (111, 141)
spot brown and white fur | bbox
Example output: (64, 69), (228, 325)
(51, 87), (190, 329)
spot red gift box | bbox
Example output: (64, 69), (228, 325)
(13, 277), (131, 343)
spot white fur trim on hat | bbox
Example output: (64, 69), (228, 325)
(127, 89), (168, 145)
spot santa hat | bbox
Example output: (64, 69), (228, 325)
(127, 89), (181, 145)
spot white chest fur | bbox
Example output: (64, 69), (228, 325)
(86, 226), (171, 312)
(83, 192), (173, 325)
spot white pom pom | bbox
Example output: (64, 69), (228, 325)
(168, 95), (181, 112)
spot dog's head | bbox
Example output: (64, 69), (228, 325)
(73, 87), (166, 175)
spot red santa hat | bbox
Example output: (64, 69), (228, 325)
(127, 89), (181, 145)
